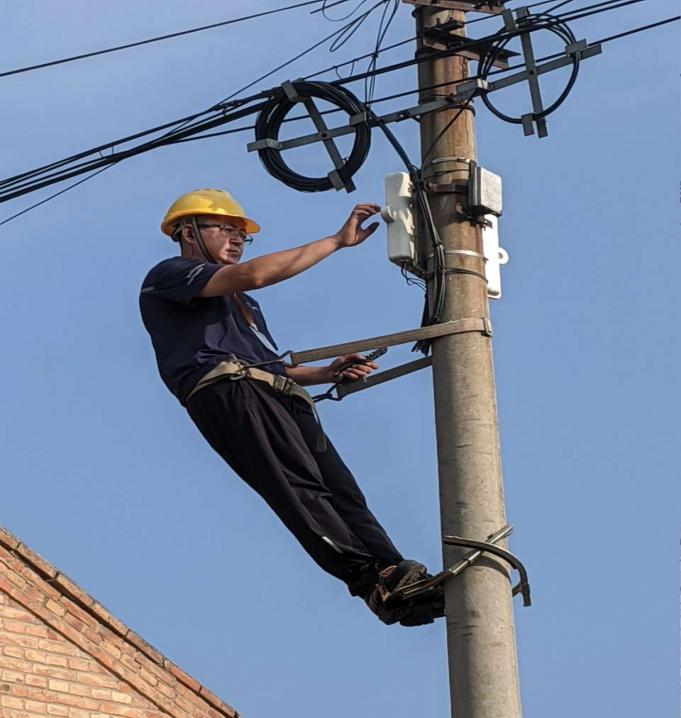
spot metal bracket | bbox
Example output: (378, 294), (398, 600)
(292, 81), (355, 191)
(422, 20), (519, 69)
(314, 356), (434, 403)
(403, 0), (507, 14)
(247, 80), (487, 155)
(487, 8), (602, 137)
(393, 523), (532, 607)
(290, 316), (492, 365)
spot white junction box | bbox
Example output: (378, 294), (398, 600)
(482, 214), (509, 299)
(381, 172), (416, 267)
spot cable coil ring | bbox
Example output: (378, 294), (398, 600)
(253, 81), (371, 192)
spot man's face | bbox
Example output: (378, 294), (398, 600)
(189, 215), (250, 265)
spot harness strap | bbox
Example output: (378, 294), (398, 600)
(290, 317), (492, 365)
(186, 360), (327, 451)
(187, 360), (313, 403)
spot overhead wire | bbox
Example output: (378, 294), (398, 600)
(2, 0), (667, 184)
(0, 0), (357, 80)
(0, 166), (115, 228)
(0, 0), (391, 197)
(364, 0), (400, 103)
(6, 0), (615, 192)
(1, 1), (676, 223)
(185, 0), (388, 126)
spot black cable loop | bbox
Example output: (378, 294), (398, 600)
(254, 81), (371, 192)
(479, 14), (580, 125)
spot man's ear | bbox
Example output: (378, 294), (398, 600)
(180, 222), (196, 244)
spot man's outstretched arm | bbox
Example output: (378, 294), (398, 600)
(198, 203), (381, 297)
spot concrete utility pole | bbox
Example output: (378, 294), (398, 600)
(413, 4), (523, 717)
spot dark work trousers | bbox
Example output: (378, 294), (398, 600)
(186, 378), (404, 596)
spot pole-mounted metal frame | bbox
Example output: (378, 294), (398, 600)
(490, 7), (602, 137)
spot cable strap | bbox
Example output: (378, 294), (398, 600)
(290, 317), (492, 365)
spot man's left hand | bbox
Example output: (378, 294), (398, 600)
(328, 353), (378, 383)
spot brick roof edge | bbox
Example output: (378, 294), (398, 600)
(0, 526), (239, 718)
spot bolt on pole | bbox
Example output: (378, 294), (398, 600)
(413, 4), (523, 717)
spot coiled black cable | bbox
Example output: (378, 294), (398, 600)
(253, 81), (371, 192)
(479, 13), (580, 125)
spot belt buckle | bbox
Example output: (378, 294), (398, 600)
(272, 374), (294, 395)
(229, 363), (248, 381)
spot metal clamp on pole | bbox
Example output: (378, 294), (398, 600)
(392, 523), (532, 607)
(444, 530), (532, 606)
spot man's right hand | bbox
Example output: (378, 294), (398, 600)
(332, 203), (381, 249)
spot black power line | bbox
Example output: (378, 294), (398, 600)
(0, 0), (358, 80)
(1, 7), (677, 225)
(0, 2), (390, 194)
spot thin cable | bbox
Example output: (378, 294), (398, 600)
(322, 0), (374, 21)
(551, 0), (648, 23)
(0, 0), (354, 80)
(421, 96), (477, 165)
(0, 166), (115, 227)
(209, 0), (386, 108)
(364, 0), (400, 103)
(594, 14), (679, 44)
(539, 0), (576, 13)
(305, 35), (415, 80)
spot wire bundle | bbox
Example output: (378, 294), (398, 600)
(253, 81), (371, 192)
(0, 0), (678, 227)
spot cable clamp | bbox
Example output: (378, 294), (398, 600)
(248, 137), (282, 151)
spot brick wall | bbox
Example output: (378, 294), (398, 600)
(0, 528), (238, 718)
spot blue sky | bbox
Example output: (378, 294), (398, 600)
(1, 2), (678, 716)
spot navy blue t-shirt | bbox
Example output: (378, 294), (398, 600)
(139, 257), (285, 405)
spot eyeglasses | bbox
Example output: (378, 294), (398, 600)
(196, 223), (253, 244)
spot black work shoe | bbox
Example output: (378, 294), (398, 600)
(398, 593), (446, 627)
(364, 560), (431, 625)
(377, 560), (429, 601)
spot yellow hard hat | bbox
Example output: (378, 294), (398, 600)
(161, 189), (261, 237)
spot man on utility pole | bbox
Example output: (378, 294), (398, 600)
(413, 2), (523, 716)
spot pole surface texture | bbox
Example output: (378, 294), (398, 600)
(415, 7), (523, 717)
